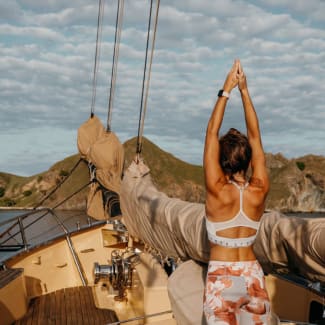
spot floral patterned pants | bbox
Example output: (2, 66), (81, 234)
(203, 260), (270, 325)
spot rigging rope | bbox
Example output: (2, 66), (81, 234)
(106, 0), (125, 131)
(90, 0), (105, 117)
(33, 158), (83, 209)
(136, 0), (160, 155)
(0, 179), (91, 245)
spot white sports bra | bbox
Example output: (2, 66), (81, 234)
(205, 180), (260, 248)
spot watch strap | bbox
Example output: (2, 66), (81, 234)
(218, 89), (230, 98)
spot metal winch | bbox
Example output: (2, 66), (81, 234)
(94, 248), (140, 301)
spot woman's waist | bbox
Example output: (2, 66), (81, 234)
(209, 244), (256, 262)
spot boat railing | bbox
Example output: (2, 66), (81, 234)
(105, 310), (173, 325)
(0, 170), (95, 254)
(278, 272), (325, 296)
(0, 208), (105, 259)
(0, 208), (51, 251)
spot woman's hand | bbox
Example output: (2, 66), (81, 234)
(237, 60), (247, 91)
(223, 59), (240, 93)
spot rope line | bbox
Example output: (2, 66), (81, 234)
(136, 0), (153, 154)
(52, 181), (91, 210)
(106, 309), (173, 324)
(0, 179), (91, 246)
(107, 0), (125, 131)
(136, 0), (160, 155)
(90, 0), (105, 117)
(34, 158), (83, 209)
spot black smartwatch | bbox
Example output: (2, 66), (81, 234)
(218, 89), (230, 98)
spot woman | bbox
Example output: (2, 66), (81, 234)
(203, 59), (270, 324)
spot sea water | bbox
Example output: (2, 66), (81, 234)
(0, 209), (92, 263)
(0, 209), (323, 263)
(0, 209), (89, 225)
(1, 209), (324, 224)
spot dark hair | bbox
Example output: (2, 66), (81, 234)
(219, 128), (252, 176)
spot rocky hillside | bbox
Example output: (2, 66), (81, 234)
(0, 137), (324, 212)
(265, 153), (325, 212)
(0, 155), (90, 210)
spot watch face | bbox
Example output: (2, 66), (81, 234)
(218, 90), (223, 97)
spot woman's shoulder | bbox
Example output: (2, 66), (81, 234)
(206, 181), (238, 207)
(248, 176), (269, 192)
(246, 177), (269, 207)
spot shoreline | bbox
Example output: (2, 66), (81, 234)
(1, 206), (325, 215)
(265, 209), (325, 215)
(0, 207), (34, 210)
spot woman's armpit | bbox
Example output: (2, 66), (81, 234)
(249, 177), (265, 189)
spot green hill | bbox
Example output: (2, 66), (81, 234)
(123, 137), (205, 202)
(0, 137), (204, 209)
(0, 138), (325, 212)
(0, 154), (89, 209)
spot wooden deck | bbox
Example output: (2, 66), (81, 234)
(15, 286), (119, 325)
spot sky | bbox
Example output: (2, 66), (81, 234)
(0, 0), (324, 176)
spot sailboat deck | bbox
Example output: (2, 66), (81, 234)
(15, 286), (118, 325)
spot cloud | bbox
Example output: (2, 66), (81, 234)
(258, 0), (325, 23)
(0, 24), (64, 42)
(0, 1), (23, 21)
(0, 0), (324, 176)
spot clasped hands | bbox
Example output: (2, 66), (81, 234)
(223, 59), (247, 93)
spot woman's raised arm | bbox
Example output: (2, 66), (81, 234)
(237, 62), (269, 191)
(204, 60), (239, 194)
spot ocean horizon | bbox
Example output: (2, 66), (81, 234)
(1, 208), (325, 224)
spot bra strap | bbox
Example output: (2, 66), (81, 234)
(229, 180), (249, 211)
(228, 180), (241, 189)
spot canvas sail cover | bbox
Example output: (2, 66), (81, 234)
(167, 260), (207, 325)
(120, 159), (210, 262)
(77, 115), (105, 160)
(86, 182), (108, 220)
(120, 160), (325, 282)
(88, 131), (124, 194)
(77, 115), (124, 220)
(253, 211), (325, 283)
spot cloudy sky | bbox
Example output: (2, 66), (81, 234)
(1, 0), (324, 176)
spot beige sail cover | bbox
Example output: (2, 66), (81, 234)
(86, 182), (108, 220)
(120, 160), (325, 282)
(120, 159), (210, 262)
(167, 260), (207, 325)
(77, 115), (124, 219)
(88, 131), (124, 194)
(77, 115), (105, 160)
(253, 211), (325, 282)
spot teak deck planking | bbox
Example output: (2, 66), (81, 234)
(15, 286), (118, 325)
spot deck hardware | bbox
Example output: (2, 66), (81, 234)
(80, 248), (95, 253)
(102, 224), (129, 247)
(32, 256), (42, 265)
(18, 217), (28, 251)
(87, 217), (92, 226)
(55, 263), (68, 268)
(93, 247), (140, 301)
